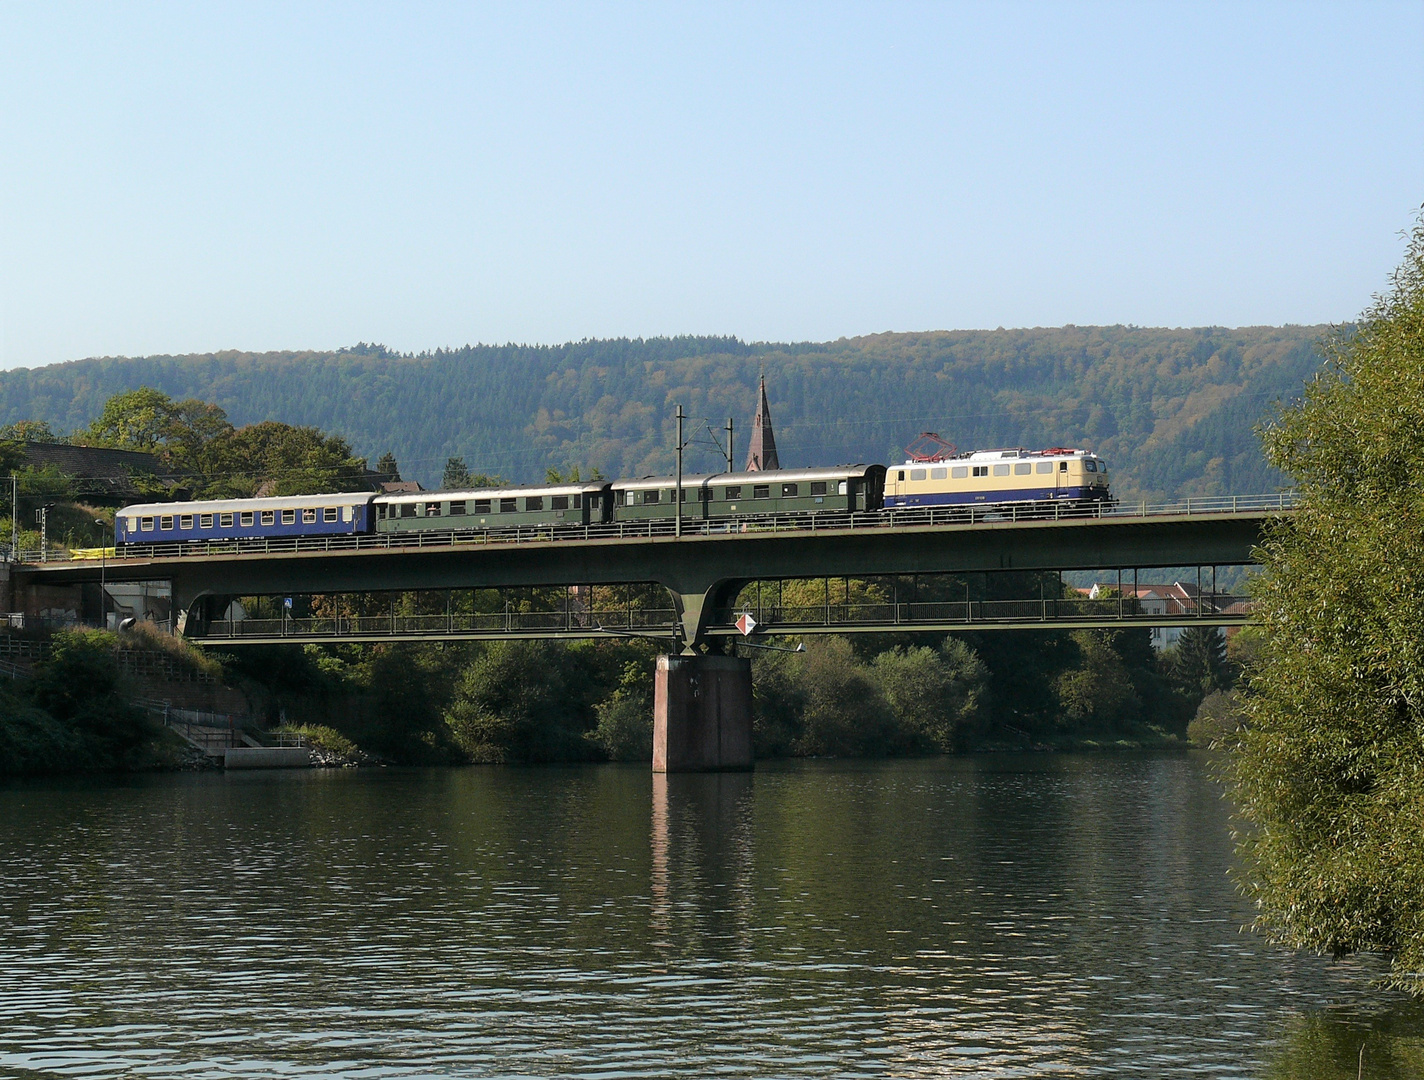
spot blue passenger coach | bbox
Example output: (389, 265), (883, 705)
(118, 493), (377, 545)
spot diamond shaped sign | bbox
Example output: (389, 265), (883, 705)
(736, 612), (758, 636)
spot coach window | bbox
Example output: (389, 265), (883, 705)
(474, 499), (491, 513)
(1037, 462), (1053, 474)
(781, 483), (798, 497)
(197, 514), (211, 528)
(810, 481), (827, 496)
(323, 507), (338, 523)
(400, 503), (417, 518)
(260, 511), (275, 525)
(499, 498), (517, 513)
(423, 502), (440, 516)
(239, 511), (253, 526)
(449, 501), (466, 516)
(525, 496), (543, 511)
(951, 466), (968, 478)
(178, 515), (193, 530)
(551, 495), (568, 511)
(753, 484), (770, 499)
(141, 517), (155, 531)
(725, 485), (741, 500)
(972, 466), (988, 477)
(376, 504), (387, 519)
(160, 516), (174, 530)
(930, 468), (947, 480)
(910, 469), (927, 481)
(302, 509), (316, 524)
(643, 490), (659, 504)
(1015, 463), (1032, 475)
(572, 494), (582, 508)
(282, 510), (296, 525)
(837, 481), (848, 495)
(993, 464), (1010, 476)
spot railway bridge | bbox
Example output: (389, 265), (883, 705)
(6, 493), (1291, 771)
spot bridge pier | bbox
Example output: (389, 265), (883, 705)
(653, 654), (753, 773)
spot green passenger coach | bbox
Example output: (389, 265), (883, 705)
(611, 466), (885, 522)
(375, 483), (613, 533)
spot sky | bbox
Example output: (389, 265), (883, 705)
(1, 1), (1421, 369)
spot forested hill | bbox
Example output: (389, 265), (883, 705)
(0, 326), (1330, 501)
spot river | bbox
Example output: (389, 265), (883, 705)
(1, 754), (1419, 1078)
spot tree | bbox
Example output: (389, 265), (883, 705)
(376, 453), (401, 482)
(1166, 626), (1229, 701)
(79, 387), (177, 451)
(1232, 212), (1424, 995)
(443, 457), (470, 489)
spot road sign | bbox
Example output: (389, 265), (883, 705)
(736, 612), (757, 636)
(283, 597), (293, 609)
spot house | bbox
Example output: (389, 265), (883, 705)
(1085, 581), (1223, 649)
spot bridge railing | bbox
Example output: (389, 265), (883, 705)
(18, 491), (1297, 565)
(712, 593), (1253, 631)
(200, 606), (681, 639)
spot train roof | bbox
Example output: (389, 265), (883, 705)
(376, 482), (609, 505)
(121, 492), (377, 516)
(901, 448), (1101, 464)
(613, 465), (882, 491)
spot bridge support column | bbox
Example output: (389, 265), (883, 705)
(653, 654), (753, 773)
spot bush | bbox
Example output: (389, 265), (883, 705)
(0, 688), (86, 773)
(1186, 689), (1243, 748)
(27, 629), (155, 767)
(444, 640), (592, 763)
(587, 659), (653, 761)
(873, 638), (987, 752)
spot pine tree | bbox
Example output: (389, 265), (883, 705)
(376, 452), (400, 482)
(443, 456), (470, 489)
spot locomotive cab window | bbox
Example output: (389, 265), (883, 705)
(781, 483), (798, 497)
(260, 511), (275, 525)
(897, 471), (905, 481)
(972, 466), (989, 477)
(753, 484), (770, 499)
(282, 510), (296, 525)
(952, 466), (968, 478)
(1060, 461), (1069, 472)
(1084, 460), (1097, 472)
(810, 481), (827, 496)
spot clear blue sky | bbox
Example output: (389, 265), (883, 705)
(1, 2), (1420, 368)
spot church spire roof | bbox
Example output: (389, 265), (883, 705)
(744, 372), (780, 471)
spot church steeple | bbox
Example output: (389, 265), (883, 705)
(744, 372), (780, 472)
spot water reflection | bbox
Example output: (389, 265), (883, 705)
(0, 756), (1417, 1078)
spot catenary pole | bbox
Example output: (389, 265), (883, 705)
(675, 405), (684, 538)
